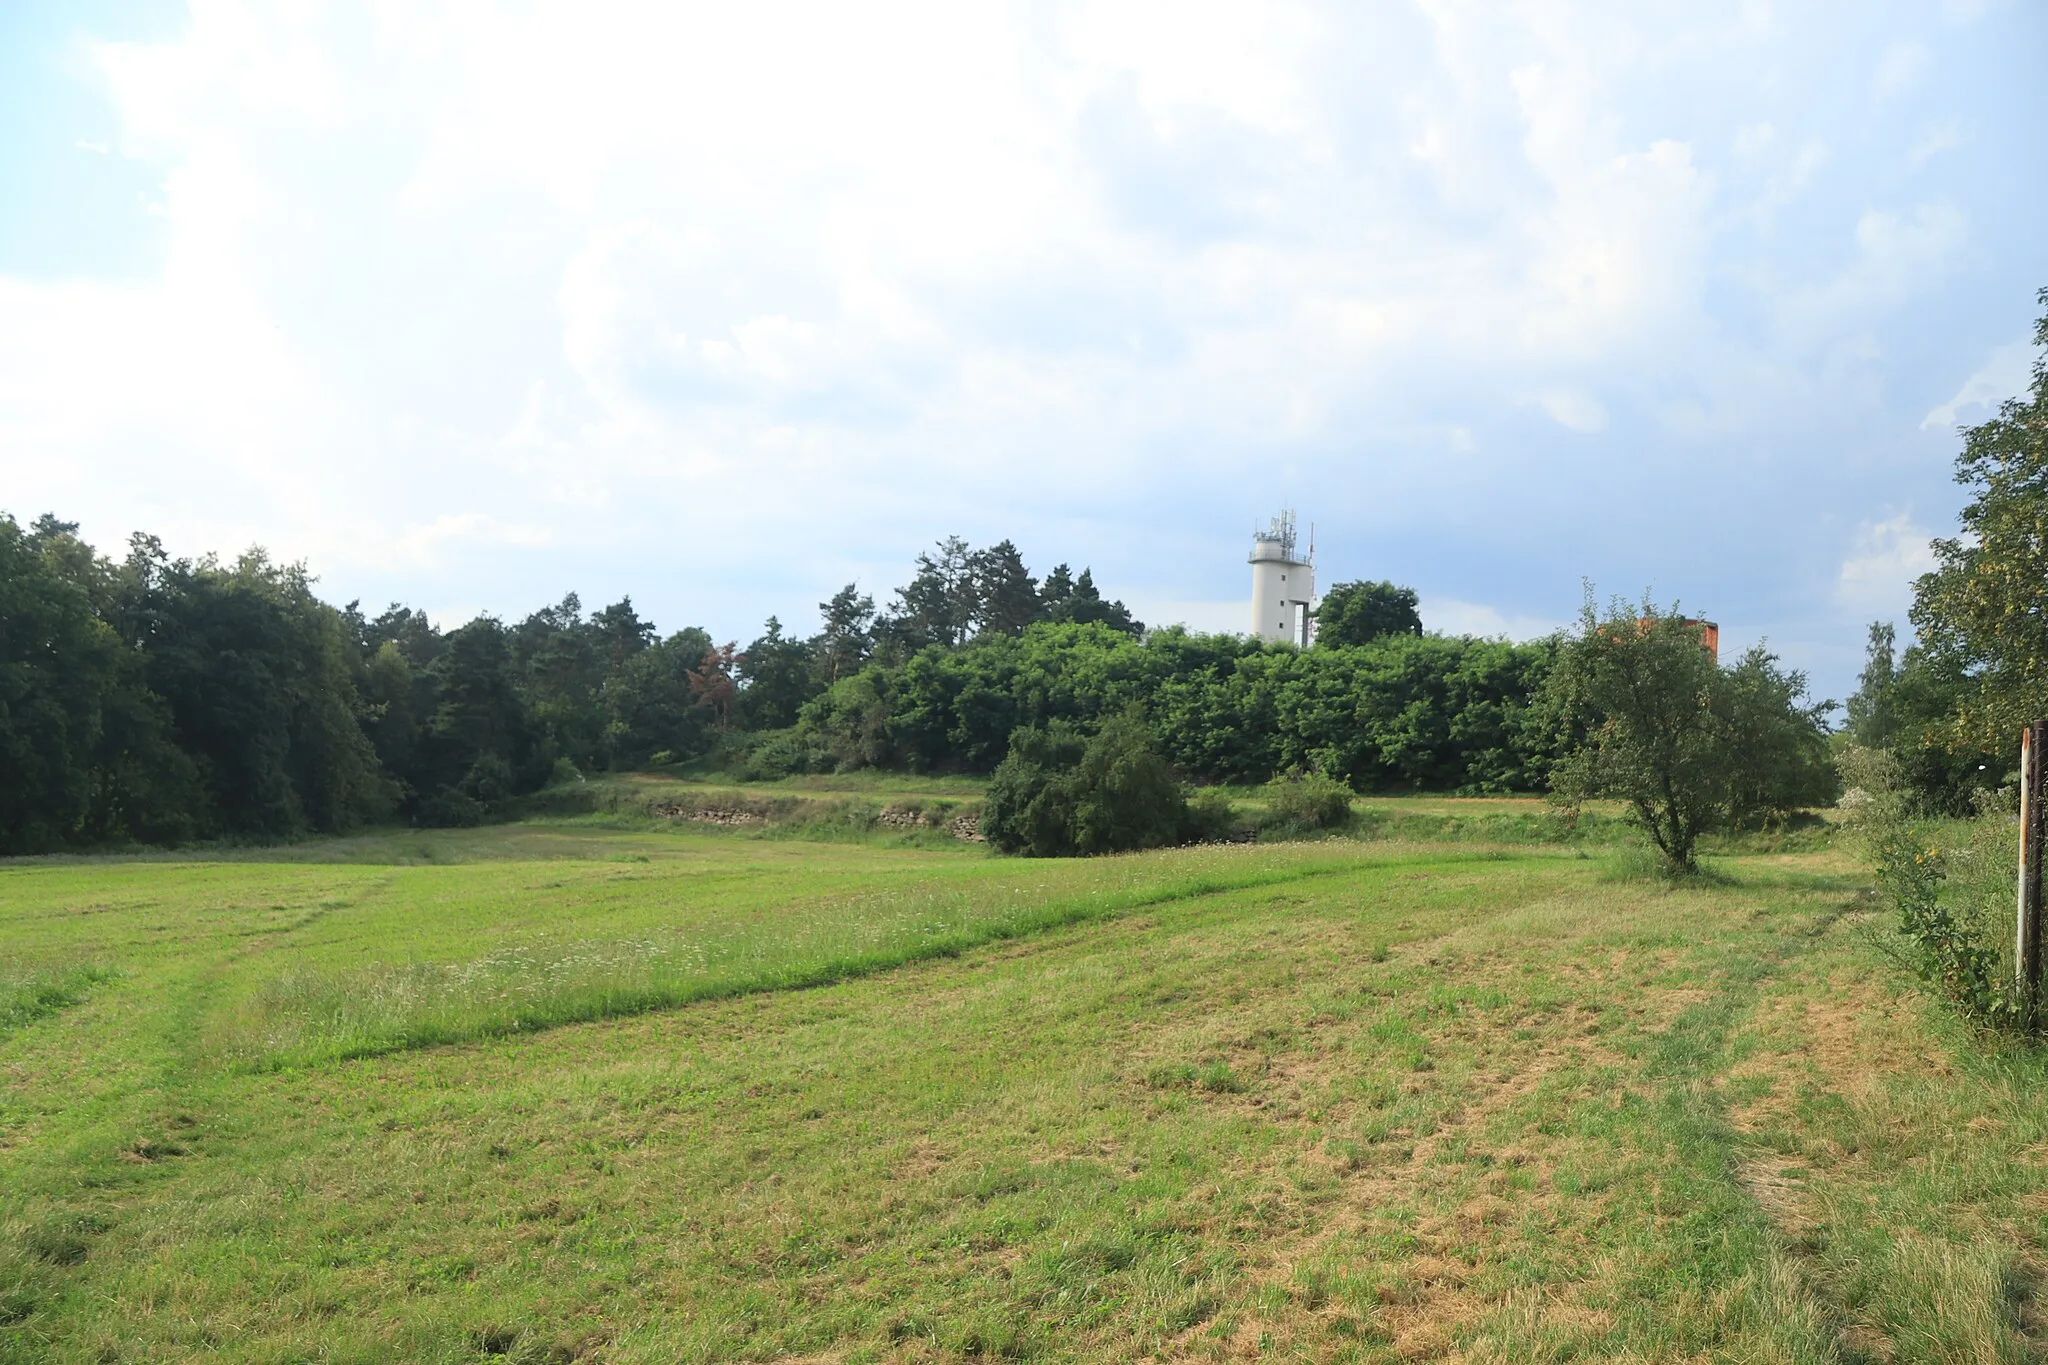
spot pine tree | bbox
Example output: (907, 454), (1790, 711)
(972, 540), (1041, 636)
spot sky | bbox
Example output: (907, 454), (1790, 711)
(2, 0), (2044, 703)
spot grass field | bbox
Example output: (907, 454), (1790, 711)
(3, 802), (2046, 1362)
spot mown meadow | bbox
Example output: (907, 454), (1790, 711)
(3, 794), (2046, 1362)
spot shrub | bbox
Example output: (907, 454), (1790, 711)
(1262, 769), (1354, 836)
(981, 722), (1089, 856)
(983, 715), (1187, 857)
(1068, 714), (1189, 855)
(1180, 787), (1244, 843)
(1839, 745), (2023, 1029)
(415, 787), (485, 828)
(715, 727), (821, 781)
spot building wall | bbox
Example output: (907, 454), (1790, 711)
(1630, 616), (1721, 662)
(1250, 554), (1315, 645)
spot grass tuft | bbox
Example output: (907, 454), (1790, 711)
(0, 964), (114, 1039)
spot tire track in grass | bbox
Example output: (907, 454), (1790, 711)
(229, 848), (1542, 1072)
(1693, 894), (2025, 1365)
(1256, 884), (1858, 1359)
(1727, 939), (2046, 1363)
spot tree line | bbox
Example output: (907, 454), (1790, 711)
(2, 509), (1836, 856)
(780, 619), (1555, 790)
(0, 522), (1155, 852)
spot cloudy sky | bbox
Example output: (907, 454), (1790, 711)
(3, 0), (2043, 699)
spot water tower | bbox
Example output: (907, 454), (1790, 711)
(1250, 511), (1315, 646)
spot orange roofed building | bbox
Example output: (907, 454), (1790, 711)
(1634, 616), (1719, 663)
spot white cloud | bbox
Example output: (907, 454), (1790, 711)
(1425, 598), (1567, 642)
(390, 513), (558, 570)
(1128, 597), (1248, 635)
(1907, 118), (1965, 168)
(1874, 41), (1929, 99)
(1119, 592), (1566, 643)
(1538, 391), (1609, 433)
(1783, 202), (1969, 342)
(1837, 514), (1939, 614)
(1923, 335), (2036, 429)
(1732, 121), (1776, 157)
(0, 0), (2035, 708)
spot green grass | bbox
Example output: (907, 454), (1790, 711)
(0, 967), (114, 1042)
(0, 815), (2038, 1362)
(515, 770), (1829, 858)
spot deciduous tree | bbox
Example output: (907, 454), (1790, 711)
(602, 628), (715, 766)
(1544, 594), (1831, 872)
(1315, 580), (1422, 647)
(738, 617), (820, 729)
(1911, 289), (2048, 748)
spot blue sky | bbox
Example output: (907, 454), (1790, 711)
(2, 0), (2044, 703)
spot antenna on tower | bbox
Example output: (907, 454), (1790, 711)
(1248, 507), (1317, 648)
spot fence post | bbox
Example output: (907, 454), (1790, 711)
(2019, 721), (2047, 1029)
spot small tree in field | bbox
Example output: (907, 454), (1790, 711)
(1544, 594), (1831, 873)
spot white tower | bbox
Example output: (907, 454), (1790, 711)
(1250, 511), (1315, 646)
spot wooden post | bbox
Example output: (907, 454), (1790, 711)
(2019, 721), (2048, 1028)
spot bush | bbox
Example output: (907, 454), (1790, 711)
(983, 715), (1188, 857)
(1180, 787), (1244, 843)
(1262, 769), (1354, 836)
(1068, 715), (1189, 854)
(981, 722), (1087, 856)
(415, 786), (485, 828)
(1839, 745), (2023, 1029)
(713, 727), (821, 782)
